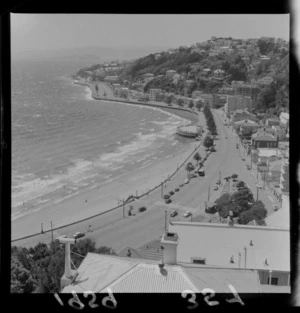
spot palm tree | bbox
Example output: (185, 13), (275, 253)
(185, 162), (194, 179)
(193, 152), (201, 166)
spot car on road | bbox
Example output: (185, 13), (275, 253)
(138, 206), (147, 212)
(213, 185), (219, 191)
(73, 232), (85, 239)
(273, 205), (280, 211)
(246, 164), (251, 170)
(170, 210), (178, 217)
(183, 211), (192, 218)
(184, 178), (190, 184)
(198, 170), (205, 176)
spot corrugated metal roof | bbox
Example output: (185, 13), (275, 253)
(61, 253), (138, 293)
(102, 263), (199, 293)
(169, 222), (289, 272)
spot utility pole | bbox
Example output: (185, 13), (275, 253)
(256, 187), (259, 201)
(165, 210), (167, 231)
(250, 154), (252, 169)
(122, 199), (125, 218)
(207, 185), (211, 203)
(50, 221), (54, 243)
(41, 223), (44, 234)
(161, 182), (163, 199)
(219, 171), (221, 183)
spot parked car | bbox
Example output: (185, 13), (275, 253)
(246, 165), (251, 170)
(175, 188), (180, 192)
(184, 179), (190, 184)
(170, 210), (178, 217)
(273, 205), (280, 211)
(138, 206), (147, 212)
(210, 147), (216, 152)
(73, 232), (85, 239)
(213, 185), (219, 191)
(198, 170), (205, 176)
(183, 211), (192, 218)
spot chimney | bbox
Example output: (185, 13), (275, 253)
(160, 232), (179, 265)
(58, 236), (78, 289)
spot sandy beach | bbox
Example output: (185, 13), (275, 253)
(12, 89), (206, 241)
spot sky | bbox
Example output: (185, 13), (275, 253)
(11, 14), (290, 54)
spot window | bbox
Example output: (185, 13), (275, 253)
(191, 257), (206, 264)
(267, 276), (278, 285)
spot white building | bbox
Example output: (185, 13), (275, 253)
(168, 222), (290, 290)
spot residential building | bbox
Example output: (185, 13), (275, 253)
(142, 73), (154, 79)
(226, 95), (252, 114)
(257, 148), (280, 165)
(279, 112), (289, 127)
(60, 233), (263, 293)
(267, 159), (283, 182)
(213, 69), (225, 79)
(265, 117), (280, 127)
(231, 110), (257, 123)
(168, 222), (290, 289)
(280, 155), (289, 194)
(104, 76), (120, 83)
(252, 131), (278, 149)
(234, 119), (260, 136)
(256, 76), (274, 86)
(149, 88), (162, 101)
(192, 90), (203, 98)
(264, 194), (289, 229)
(233, 84), (259, 106)
(166, 70), (177, 78)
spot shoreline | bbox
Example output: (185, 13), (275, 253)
(12, 81), (205, 241)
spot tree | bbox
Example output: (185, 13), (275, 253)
(195, 99), (203, 111)
(165, 95), (172, 105)
(203, 136), (214, 148)
(185, 162), (195, 178)
(231, 187), (254, 211)
(177, 98), (184, 106)
(188, 100), (194, 109)
(236, 181), (246, 189)
(11, 257), (37, 293)
(95, 84), (99, 93)
(193, 152), (202, 166)
(239, 201), (267, 225)
(231, 174), (238, 180)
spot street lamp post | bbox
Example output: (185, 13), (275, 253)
(256, 187), (259, 201)
(50, 221), (54, 243)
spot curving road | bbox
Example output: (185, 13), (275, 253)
(13, 108), (275, 250)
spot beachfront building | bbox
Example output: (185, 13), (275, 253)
(60, 232), (266, 294)
(251, 131), (278, 149)
(256, 148), (280, 165)
(232, 84), (259, 107)
(279, 112), (289, 127)
(234, 120), (260, 138)
(225, 95), (252, 115)
(104, 76), (120, 83)
(230, 110), (257, 123)
(168, 222), (290, 291)
(149, 88), (162, 101)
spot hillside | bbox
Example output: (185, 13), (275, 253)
(75, 36), (289, 114)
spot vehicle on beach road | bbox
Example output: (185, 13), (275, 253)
(273, 205), (280, 211)
(184, 179), (190, 184)
(246, 164), (251, 170)
(198, 170), (205, 176)
(138, 206), (147, 212)
(213, 185), (219, 191)
(73, 232), (85, 239)
(170, 210), (178, 217)
(183, 211), (192, 218)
